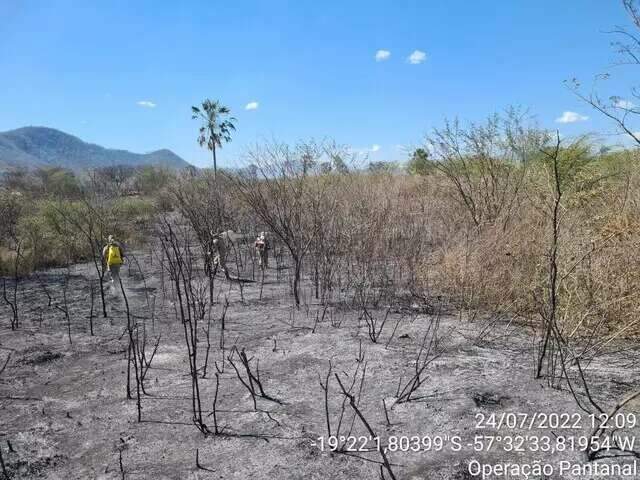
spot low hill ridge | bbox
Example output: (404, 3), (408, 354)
(0, 126), (191, 171)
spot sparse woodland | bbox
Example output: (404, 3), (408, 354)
(1, 113), (639, 477)
(2, 2), (640, 476)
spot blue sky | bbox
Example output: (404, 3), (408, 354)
(1, 0), (638, 168)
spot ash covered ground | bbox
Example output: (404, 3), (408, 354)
(1, 250), (639, 479)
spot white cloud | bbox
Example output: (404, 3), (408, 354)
(136, 100), (156, 108)
(245, 101), (259, 110)
(555, 111), (589, 124)
(615, 99), (635, 109)
(350, 144), (382, 155)
(375, 49), (391, 61)
(407, 50), (427, 64)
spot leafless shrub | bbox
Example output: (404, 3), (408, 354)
(231, 140), (341, 306)
(319, 360), (398, 479)
(426, 109), (544, 227)
(0, 194), (23, 330)
(318, 360), (365, 450)
(333, 373), (398, 480)
(118, 276), (142, 422)
(118, 448), (125, 480)
(228, 346), (281, 409)
(157, 217), (210, 434)
(203, 297), (227, 378)
(52, 266), (72, 345)
(359, 303), (391, 344)
(49, 198), (113, 318)
(87, 280), (96, 336)
(170, 169), (232, 303)
(394, 312), (444, 405)
(1, 277), (19, 331)
(210, 373), (223, 435)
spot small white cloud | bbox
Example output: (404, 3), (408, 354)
(350, 145), (381, 155)
(555, 111), (588, 124)
(245, 101), (259, 110)
(407, 50), (427, 64)
(615, 99), (635, 109)
(375, 49), (391, 61)
(136, 100), (156, 108)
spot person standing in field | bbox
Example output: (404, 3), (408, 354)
(102, 235), (125, 292)
(255, 231), (269, 269)
(211, 233), (230, 279)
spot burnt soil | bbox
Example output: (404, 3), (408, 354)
(1, 251), (639, 479)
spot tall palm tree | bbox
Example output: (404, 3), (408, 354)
(191, 99), (236, 178)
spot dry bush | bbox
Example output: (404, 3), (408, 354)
(231, 140), (338, 306)
(326, 174), (431, 307)
(169, 169), (236, 301)
(416, 131), (640, 339)
(427, 109), (544, 227)
(426, 214), (545, 314)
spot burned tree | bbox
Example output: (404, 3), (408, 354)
(228, 346), (281, 409)
(0, 192), (24, 329)
(394, 311), (444, 405)
(533, 134), (594, 380)
(157, 218), (210, 434)
(319, 360), (398, 479)
(231, 141), (334, 306)
(170, 169), (230, 303)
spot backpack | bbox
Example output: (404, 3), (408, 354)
(107, 244), (123, 266)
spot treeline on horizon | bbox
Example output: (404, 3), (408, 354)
(1, 109), (640, 343)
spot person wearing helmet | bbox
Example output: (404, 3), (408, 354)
(102, 235), (125, 292)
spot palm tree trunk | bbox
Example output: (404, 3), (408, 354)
(212, 145), (217, 179)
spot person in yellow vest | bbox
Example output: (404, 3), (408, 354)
(102, 235), (125, 292)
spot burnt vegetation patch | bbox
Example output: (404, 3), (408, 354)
(24, 351), (63, 365)
(471, 391), (511, 408)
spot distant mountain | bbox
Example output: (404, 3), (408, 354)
(0, 126), (192, 171)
